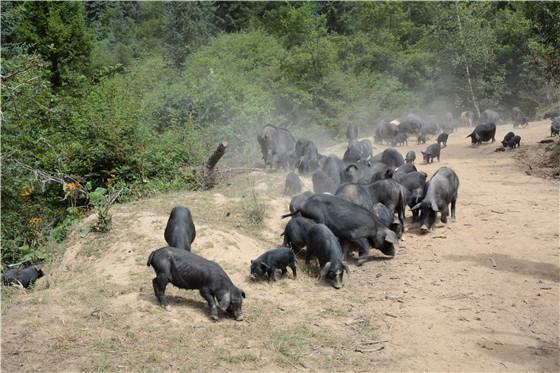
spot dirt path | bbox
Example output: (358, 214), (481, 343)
(2, 121), (558, 372)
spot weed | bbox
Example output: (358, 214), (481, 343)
(269, 325), (316, 366)
(242, 190), (267, 225)
(89, 187), (126, 233)
(81, 243), (103, 258)
(322, 306), (346, 317)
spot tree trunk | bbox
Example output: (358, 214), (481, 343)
(50, 55), (61, 88)
(455, 2), (480, 118)
(204, 141), (227, 188)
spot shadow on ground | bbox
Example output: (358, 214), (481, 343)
(446, 253), (560, 282)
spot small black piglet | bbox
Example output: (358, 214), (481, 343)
(2, 265), (44, 288)
(250, 247), (296, 282)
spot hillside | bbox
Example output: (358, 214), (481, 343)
(2, 120), (559, 372)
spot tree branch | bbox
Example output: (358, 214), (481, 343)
(0, 53), (39, 83)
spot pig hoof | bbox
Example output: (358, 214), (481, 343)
(235, 315), (244, 321)
(211, 314), (219, 321)
(164, 305), (171, 312)
(356, 258), (367, 266)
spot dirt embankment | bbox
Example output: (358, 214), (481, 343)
(514, 137), (560, 179)
(2, 120), (559, 372)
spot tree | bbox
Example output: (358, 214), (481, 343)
(162, 2), (217, 68)
(426, 2), (502, 113)
(17, 2), (93, 89)
(214, 1), (254, 33)
(524, 2), (560, 86)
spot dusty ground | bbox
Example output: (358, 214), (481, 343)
(2, 120), (559, 372)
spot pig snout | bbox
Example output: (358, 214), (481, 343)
(420, 224), (430, 233)
(331, 274), (344, 289)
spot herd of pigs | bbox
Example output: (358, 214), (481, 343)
(4, 107), (560, 323)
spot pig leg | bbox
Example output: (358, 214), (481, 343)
(200, 288), (219, 321)
(289, 262), (297, 279)
(153, 275), (170, 310)
(305, 250), (312, 266)
(267, 268), (276, 282)
(440, 206), (449, 223)
(280, 267), (288, 279)
(354, 238), (370, 266)
(398, 208), (405, 232)
(451, 198), (457, 222)
(341, 241), (352, 261)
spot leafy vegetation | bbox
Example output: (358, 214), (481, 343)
(1, 1), (558, 265)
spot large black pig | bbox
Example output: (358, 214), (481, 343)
(164, 206), (196, 251)
(147, 246), (245, 321)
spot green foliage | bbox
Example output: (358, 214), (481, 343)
(87, 2), (165, 68)
(17, 1), (93, 89)
(162, 2), (217, 68)
(160, 32), (283, 163)
(524, 2), (560, 86)
(48, 213), (78, 243)
(15, 245), (50, 265)
(89, 187), (112, 232)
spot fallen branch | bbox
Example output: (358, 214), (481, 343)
(354, 345), (385, 353)
(359, 340), (388, 345)
(217, 167), (263, 173)
(7, 157), (88, 198)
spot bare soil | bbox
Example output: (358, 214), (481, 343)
(2, 120), (559, 372)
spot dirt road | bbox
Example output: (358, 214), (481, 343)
(2, 120), (558, 372)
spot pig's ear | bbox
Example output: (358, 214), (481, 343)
(431, 200), (439, 212)
(320, 262), (332, 278)
(384, 230), (398, 244)
(219, 292), (231, 312)
(260, 261), (270, 270)
(239, 288), (246, 299)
